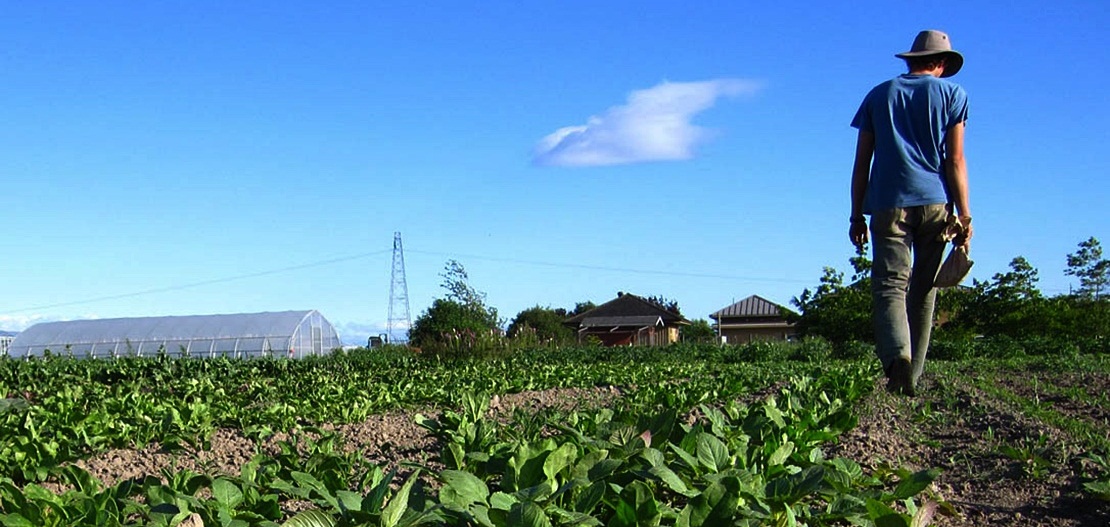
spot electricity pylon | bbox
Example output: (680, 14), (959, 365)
(386, 232), (411, 344)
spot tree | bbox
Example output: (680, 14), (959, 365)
(409, 298), (499, 347)
(952, 256), (1044, 338)
(1066, 237), (1109, 300)
(681, 319), (717, 343)
(789, 246), (873, 345)
(645, 295), (682, 316)
(409, 260), (500, 347)
(441, 259), (491, 309)
(506, 306), (574, 344)
(570, 301), (597, 316)
(1064, 237), (1110, 344)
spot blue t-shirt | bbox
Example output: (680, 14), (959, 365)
(851, 74), (969, 213)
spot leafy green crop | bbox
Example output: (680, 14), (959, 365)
(0, 345), (953, 525)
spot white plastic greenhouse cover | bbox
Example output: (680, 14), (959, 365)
(5, 310), (341, 359)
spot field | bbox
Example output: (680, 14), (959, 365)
(2, 343), (1109, 526)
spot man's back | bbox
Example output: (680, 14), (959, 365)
(852, 74), (968, 213)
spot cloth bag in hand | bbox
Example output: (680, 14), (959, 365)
(934, 245), (973, 287)
(934, 215), (973, 288)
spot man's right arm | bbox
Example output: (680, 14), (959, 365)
(849, 129), (874, 247)
(944, 121), (972, 245)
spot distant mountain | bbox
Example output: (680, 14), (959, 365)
(0, 331), (17, 337)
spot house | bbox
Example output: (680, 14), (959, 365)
(710, 295), (797, 344)
(564, 292), (689, 346)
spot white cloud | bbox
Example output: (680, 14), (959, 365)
(0, 314), (54, 332)
(533, 79), (762, 167)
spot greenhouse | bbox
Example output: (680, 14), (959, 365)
(5, 310), (341, 359)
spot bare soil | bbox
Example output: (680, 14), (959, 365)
(829, 370), (1110, 526)
(71, 374), (1110, 526)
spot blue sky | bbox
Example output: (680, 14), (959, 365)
(1, 1), (1107, 345)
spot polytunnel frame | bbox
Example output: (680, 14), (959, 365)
(4, 310), (342, 360)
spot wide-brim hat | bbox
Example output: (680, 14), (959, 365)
(895, 29), (964, 77)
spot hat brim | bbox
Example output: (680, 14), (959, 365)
(895, 50), (963, 77)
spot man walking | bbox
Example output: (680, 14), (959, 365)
(849, 30), (973, 396)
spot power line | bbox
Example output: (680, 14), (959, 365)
(6, 245), (813, 317)
(4, 250), (392, 314)
(404, 249), (812, 285)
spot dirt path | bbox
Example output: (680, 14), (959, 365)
(830, 370), (1110, 526)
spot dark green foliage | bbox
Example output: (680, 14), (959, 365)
(945, 256), (1045, 338)
(644, 295), (682, 316)
(408, 299), (500, 348)
(937, 253), (1108, 344)
(926, 339), (976, 362)
(790, 246), (873, 345)
(1066, 237), (1109, 300)
(792, 238), (1108, 351)
(570, 301), (597, 316)
(680, 319), (717, 343)
(409, 260), (502, 354)
(506, 306), (574, 345)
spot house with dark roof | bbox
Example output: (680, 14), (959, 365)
(564, 292), (689, 346)
(709, 295), (797, 344)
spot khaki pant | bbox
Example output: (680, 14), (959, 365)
(870, 204), (950, 386)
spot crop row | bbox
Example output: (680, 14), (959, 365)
(0, 345), (811, 484)
(1, 350), (946, 526)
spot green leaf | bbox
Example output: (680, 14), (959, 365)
(649, 465), (693, 497)
(440, 470), (490, 509)
(0, 514), (35, 527)
(281, 509), (337, 527)
(765, 465), (825, 505)
(0, 399), (31, 416)
(586, 459), (623, 482)
(543, 443), (577, 482)
(290, 472), (326, 492)
(866, 499), (909, 527)
(490, 491), (517, 511)
(696, 434), (730, 473)
(508, 501), (552, 527)
(574, 481), (606, 514)
(611, 499), (637, 527)
(893, 468), (940, 500)
(364, 468), (399, 514)
(639, 448), (665, 468)
(768, 440), (795, 466)
(212, 478), (244, 509)
(668, 443), (699, 473)
(680, 475), (741, 526)
(1083, 480), (1110, 500)
(335, 490), (364, 513)
(764, 401), (787, 429)
(624, 480), (661, 526)
(507, 443), (553, 491)
(382, 470), (420, 527)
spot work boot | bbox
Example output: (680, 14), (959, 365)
(886, 358), (916, 397)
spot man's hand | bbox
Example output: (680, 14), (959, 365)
(849, 220), (869, 248)
(954, 216), (973, 249)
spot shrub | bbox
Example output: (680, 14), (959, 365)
(832, 340), (874, 361)
(790, 336), (834, 362)
(929, 339), (976, 362)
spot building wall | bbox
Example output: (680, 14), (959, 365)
(0, 336), (12, 356)
(581, 326), (681, 347)
(719, 326), (796, 344)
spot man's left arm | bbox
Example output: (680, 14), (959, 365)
(944, 121), (972, 246)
